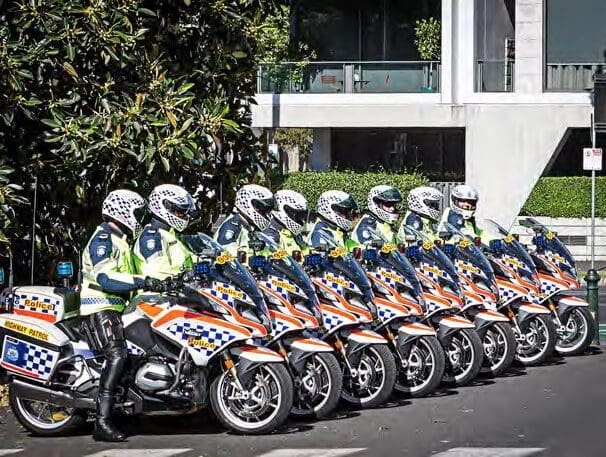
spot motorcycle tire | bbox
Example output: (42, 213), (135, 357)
(340, 344), (396, 409)
(210, 362), (293, 435)
(555, 307), (596, 356)
(442, 328), (484, 386)
(394, 335), (445, 398)
(480, 322), (516, 377)
(515, 314), (557, 366)
(290, 352), (343, 420)
(10, 386), (87, 437)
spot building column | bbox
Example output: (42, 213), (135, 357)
(515, 0), (544, 93)
(309, 128), (332, 171)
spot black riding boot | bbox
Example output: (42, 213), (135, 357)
(93, 393), (126, 442)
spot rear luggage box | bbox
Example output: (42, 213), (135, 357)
(0, 314), (69, 382)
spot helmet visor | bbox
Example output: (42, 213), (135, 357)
(332, 196), (358, 220)
(133, 205), (149, 225)
(425, 199), (441, 212)
(164, 199), (196, 220)
(252, 197), (276, 217)
(455, 198), (476, 211)
(285, 206), (309, 226)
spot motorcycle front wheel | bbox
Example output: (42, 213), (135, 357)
(340, 344), (396, 409)
(210, 362), (293, 435)
(555, 307), (595, 356)
(442, 328), (483, 386)
(480, 322), (516, 377)
(394, 336), (445, 398)
(515, 314), (557, 366)
(290, 352), (343, 419)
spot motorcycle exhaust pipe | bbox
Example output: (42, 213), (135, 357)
(11, 379), (95, 410)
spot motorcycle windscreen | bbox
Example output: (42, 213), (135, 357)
(375, 249), (424, 297)
(327, 254), (375, 304)
(186, 233), (269, 317)
(456, 243), (496, 285)
(253, 232), (321, 313)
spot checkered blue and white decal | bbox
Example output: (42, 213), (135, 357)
(263, 275), (305, 301)
(126, 340), (145, 356)
(166, 320), (238, 358)
(540, 277), (564, 297)
(1, 335), (59, 380)
(12, 293), (60, 318)
(320, 273), (359, 295)
(209, 281), (253, 306)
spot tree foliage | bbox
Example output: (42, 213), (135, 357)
(414, 17), (441, 61)
(0, 0), (282, 282)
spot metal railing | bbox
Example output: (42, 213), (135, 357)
(545, 62), (605, 91)
(476, 60), (514, 92)
(257, 61), (441, 94)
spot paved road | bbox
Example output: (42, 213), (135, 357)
(0, 348), (604, 457)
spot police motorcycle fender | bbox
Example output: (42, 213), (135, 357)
(0, 241), (293, 436)
(519, 217), (594, 356)
(303, 238), (396, 409)
(356, 238), (446, 398)
(400, 226), (484, 387)
(439, 223), (516, 377)
(481, 220), (557, 366)
(241, 232), (343, 420)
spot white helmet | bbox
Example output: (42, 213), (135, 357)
(273, 190), (308, 235)
(450, 184), (479, 220)
(317, 190), (358, 232)
(367, 185), (402, 224)
(407, 186), (443, 222)
(102, 189), (147, 238)
(235, 184), (275, 231)
(148, 184), (196, 232)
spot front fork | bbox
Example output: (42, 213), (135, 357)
(504, 306), (525, 342)
(332, 333), (358, 377)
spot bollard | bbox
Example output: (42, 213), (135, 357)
(585, 269), (601, 344)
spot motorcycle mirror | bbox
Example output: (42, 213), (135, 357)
(237, 250), (247, 264)
(532, 224), (543, 233)
(291, 250), (302, 263)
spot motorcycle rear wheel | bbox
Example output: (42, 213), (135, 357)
(480, 322), (516, 377)
(10, 387), (87, 437)
(555, 307), (595, 356)
(515, 314), (557, 366)
(210, 362), (293, 435)
(394, 336), (445, 397)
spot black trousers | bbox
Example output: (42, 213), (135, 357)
(88, 310), (127, 408)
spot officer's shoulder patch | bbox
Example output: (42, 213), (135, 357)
(89, 233), (113, 265)
(138, 227), (162, 259)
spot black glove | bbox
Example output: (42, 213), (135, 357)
(144, 277), (165, 293)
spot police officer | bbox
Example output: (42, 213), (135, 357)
(215, 184), (275, 256)
(438, 184), (483, 238)
(134, 184), (197, 278)
(352, 185), (402, 246)
(397, 186), (443, 242)
(264, 190), (310, 255)
(81, 190), (163, 442)
(307, 190), (359, 250)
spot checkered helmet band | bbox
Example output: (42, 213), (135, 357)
(235, 184), (274, 231)
(407, 186), (442, 221)
(273, 189), (308, 235)
(102, 189), (146, 237)
(148, 184), (195, 232)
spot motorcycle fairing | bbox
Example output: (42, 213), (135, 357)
(367, 274), (424, 315)
(318, 302), (360, 335)
(267, 309), (305, 342)
(374, 296), (410, 327)
(287, 337), (334, 353)
(397, 322), (437, 336)
(230, 346), (284, 363)
(313, 279), (373, 322)
(258, 283), (319, 329)
(151, 305), (252, 366)
(344, 329), (388, 345)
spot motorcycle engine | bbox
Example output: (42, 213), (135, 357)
(135, 360), (175, 392)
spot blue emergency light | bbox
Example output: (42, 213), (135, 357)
(249, 255), (267, 269)
(533, 235), (547, 250)
(406, 245), (420, 260)
(442, 243), (455, 258)
(56, 261), (74, 278)
(304, 254), (323, 267)
(363, 249), (378, 261)
(489, 239), (504, 254)
(194, 261), (211, 276)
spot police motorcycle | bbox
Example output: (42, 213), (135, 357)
(303, 230), (397, 409)
(236, 232), (343, 420)
(0, 235), (293, 436)
(478, 220), (557, 366)
(439, 223), (516, 377)
(400, 225), (484, 387)
(518, 218), (595, 356)
(353, 228), (446, 398)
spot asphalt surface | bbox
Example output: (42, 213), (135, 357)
(0, 348), (604, 457)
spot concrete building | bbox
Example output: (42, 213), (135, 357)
(251, 0), (605, 228)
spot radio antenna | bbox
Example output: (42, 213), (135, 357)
(30, 176), (38, 285)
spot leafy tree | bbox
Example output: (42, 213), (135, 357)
(0, 0), (282, 282)
(414, 17), (441, 61)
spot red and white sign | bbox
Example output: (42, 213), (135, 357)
(583, 148), (603, 171)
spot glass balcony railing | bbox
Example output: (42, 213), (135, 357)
(257, 61), (440, 94)
(545, 63), (605, 91)
(475, 60), (514, 92)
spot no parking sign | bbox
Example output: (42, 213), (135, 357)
(583, 148), (603, 171)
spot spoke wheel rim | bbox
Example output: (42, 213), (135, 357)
(341, 346), (386, 403)
(398, 339), (436, 391)
(291, 355), (332, 415)
(483, 325), (507, 370)
(16, 398), (74, 430)
(446, 332), (474, 378)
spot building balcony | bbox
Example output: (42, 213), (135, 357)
(257, 61), (440, 94)
(545, 63), (606, 92)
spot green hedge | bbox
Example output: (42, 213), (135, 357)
(282, 171), (428, 208)
(521, 177), (606, 218)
